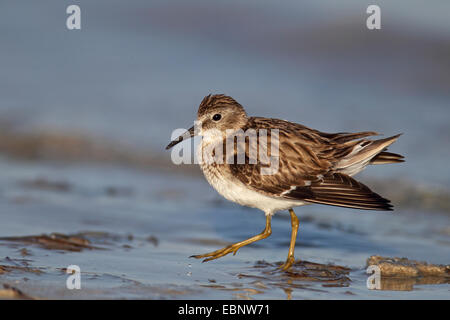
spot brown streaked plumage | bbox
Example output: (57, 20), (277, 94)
(166, 94), (404, 270)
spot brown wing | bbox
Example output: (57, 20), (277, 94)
(282, 173), (392, 210)
(370, 151), (405, 165)
(228, 117), (395, 211)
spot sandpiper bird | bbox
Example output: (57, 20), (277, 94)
(166, 94), (404, 270)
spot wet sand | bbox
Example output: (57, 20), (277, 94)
(0, 156), (448, 299)
(1, 0), (449, 299)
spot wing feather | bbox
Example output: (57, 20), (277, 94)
(227, 117), (399, 211)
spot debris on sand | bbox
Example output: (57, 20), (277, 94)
(367, 255), (449, 277)
(276, 260), (352, 287)
(366, 255), (450, 290)
(0, 284), (35, 300)
(241, 260), (351, 288)
(0, 233), (99, 252)
(0, 265), (6, 274)
(0, 264), (42, 275)
(0, 232), (159, 252)
(19, 248), (31, 257)
(146, 235), (159, 247)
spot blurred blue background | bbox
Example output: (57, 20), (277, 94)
(0, 0), (449, 299)
(1, 1), (450, 186)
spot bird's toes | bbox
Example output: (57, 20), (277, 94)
(190, 254), (206, 259)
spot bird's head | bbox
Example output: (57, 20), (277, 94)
(166, 94), (248, 149)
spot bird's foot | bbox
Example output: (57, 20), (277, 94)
(190, 216), (272, 263)
(190, 244), (243, 263)
(278, 256), (296, 271)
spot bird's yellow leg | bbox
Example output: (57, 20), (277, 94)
(191, 215), (272, 263)
(279, 209), (299, 271)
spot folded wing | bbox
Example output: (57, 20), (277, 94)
(228, 117), (401, 211)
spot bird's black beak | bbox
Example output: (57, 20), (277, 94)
(165, 125), (196, 150)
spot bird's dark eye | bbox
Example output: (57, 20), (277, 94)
(212, 114), (222, 121)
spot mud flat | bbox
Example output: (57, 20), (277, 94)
(0, 154), (448, 299)
(366, 256), (450, 291)
(0, 123), (449, 300)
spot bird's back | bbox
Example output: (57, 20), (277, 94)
(244, 117), (403, 176)
(222, 116), (404, 211)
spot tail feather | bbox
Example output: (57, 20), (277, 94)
(335, 134), (403, 176)
(370, 151), (405, 165)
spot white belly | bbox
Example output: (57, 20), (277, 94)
(200, 164), (306, 215)
(197, 138), (306, 215)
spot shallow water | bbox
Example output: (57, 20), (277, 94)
(0, 0), (449, 299)
(1, 1), (450, 186)
(0, 159), (448, 299)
